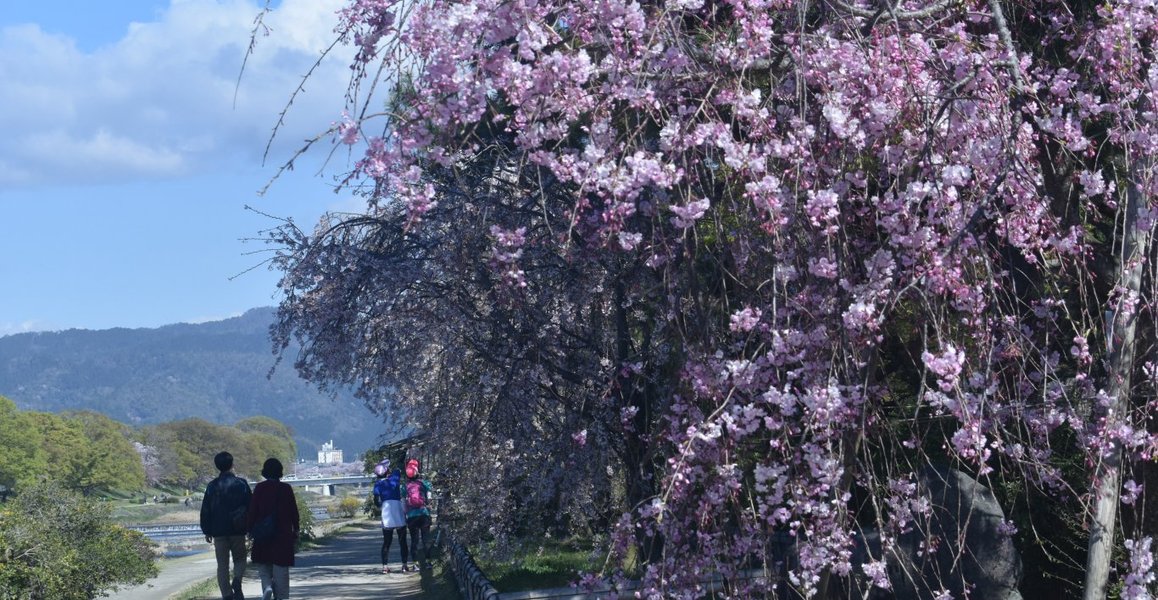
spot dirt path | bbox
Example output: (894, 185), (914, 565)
(239, 521), (429, 599)
(106, 550), (221, 600)
(108, 521), (435, 599)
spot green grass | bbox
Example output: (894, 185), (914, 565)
(477, 538), (602, 592)
(170, 577), (218, 600)
(421, 561), (462, 600)
(108, 501), (192, 524)
(298, 519), (359, 551)
(104, 485), (199, 525)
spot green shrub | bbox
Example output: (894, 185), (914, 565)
(0, 480), (158, 599)
(331, 496), (362, 519)
(295, 493), (315, 545)
(363, 492), (379, 517)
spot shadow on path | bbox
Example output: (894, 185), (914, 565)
(241, 521), (426, 599)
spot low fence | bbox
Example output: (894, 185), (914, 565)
(443, 527), (501, 600)
(440, 526), (769, 600)
(437, 528), (656, 600)
(493, 583), (643, 600)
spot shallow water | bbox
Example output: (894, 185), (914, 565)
(163, 549), (208, 558)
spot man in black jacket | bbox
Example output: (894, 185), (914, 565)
(200, 451), (252, 600)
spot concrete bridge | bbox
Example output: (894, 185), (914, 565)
(283, 474), (373, 496)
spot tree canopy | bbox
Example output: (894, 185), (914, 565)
(142, 417), (297, 489)
(0, 397), (45, 490)
(64, 411), (146, 494)
(25, 412), (92, 491)
(266, 0), (1158, 596)
(0, 396), (298, 494)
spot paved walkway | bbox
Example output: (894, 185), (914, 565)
(107, 550), (221, 600)
(109, 521), (430, 599)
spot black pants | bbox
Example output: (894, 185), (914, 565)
(382, 526), (409, 566)
(407, 514), (432, 564)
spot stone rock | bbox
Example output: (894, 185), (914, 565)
(850, 466), (1023, 600)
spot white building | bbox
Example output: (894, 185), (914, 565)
(318, 440), (343, 464)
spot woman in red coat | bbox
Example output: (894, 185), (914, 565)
(246, 458), (300, 600)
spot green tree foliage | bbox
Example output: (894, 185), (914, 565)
(0, 397), (46, 490)
(235, 415), (294, 442)
(244, 432), (295, 475)
(131, 426), (183, 487)
(151, 418), (248, 487)
(146, 417), (299, 488)
(24, 412), (88, 489)
(0, 479), (157, 599)
(295, 493), (315, 545)
(0, 397), (301, 494)
(63, 411), (145, 494)
(236, 416), (297, 469)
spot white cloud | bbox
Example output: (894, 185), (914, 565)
(0, 0), (353, 187)
(186, 311), (246, 324)
(0, 320), (54, 337)
(25, 128), (186, 179)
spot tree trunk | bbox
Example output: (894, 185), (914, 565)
(1082, 154), (1152, 600)
(614, 275), (665, 565)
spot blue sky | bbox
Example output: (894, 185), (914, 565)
(0, 0), (364, 335)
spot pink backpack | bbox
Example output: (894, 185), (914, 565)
(406, 479), (426, 509)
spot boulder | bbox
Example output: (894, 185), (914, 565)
(851, 466), (1023, 600)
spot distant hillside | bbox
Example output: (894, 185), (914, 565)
(0, 307), (386, 458)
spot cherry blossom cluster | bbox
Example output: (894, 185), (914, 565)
(265, 0), (1158, 594)
(1123, 537), (1156, 600)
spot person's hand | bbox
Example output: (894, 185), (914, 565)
(205, 535), (213, 543)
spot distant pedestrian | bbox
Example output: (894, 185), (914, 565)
(403, 458), (435, 571)
(247, 458), (300, 600)
(372, 460), (410, 573)
(199, 451), (252, 600)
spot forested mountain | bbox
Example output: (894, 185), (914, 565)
(0, 307), (385, 457)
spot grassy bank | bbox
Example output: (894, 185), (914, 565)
(476, 537), (603, 593)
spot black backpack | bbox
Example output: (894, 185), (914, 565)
(213, 477), (249, 532)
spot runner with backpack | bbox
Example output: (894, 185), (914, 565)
(403, 458), (435, 571)
(372, 459), (411, 573)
